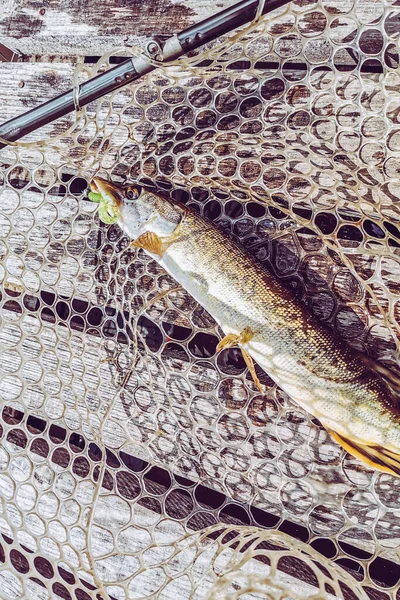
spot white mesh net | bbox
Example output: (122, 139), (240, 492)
(1, 0), (400, 598)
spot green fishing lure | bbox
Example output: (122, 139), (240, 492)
(88, 191), (119, 225)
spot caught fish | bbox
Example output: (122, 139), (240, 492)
(89, 177), (400, 477)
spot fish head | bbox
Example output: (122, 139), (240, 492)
(89, 177), (183, 238)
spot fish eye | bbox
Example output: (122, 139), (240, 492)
(126, 187), (140, 201)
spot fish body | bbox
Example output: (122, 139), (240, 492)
(90, 178), (400, 476)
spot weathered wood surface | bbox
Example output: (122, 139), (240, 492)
(1, 0), (235, 56)
(0, 62), (73, 119)
(0, 61), (138, 160)
(0, 0), (238, 144)
(0, 61), (79, 152)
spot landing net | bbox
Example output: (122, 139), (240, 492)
(0, 1), (399, 598)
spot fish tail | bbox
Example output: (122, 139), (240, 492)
(324, 426), (400, 477)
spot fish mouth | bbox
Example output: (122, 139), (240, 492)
(90, 177), (124, 211)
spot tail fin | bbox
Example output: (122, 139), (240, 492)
(324, 426), (400, 477)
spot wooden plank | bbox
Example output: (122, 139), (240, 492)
(1, 0), (235, 56)
(0, 62), (74, 119)
(0, 61), (77, 149)
(0, 60), (133, 151)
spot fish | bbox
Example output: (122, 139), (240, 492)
(89, 176), (400, 477)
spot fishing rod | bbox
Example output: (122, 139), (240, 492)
(0, 0), (291, 150)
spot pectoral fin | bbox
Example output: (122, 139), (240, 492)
(130, 220), (184, 257)
(324, 425), (400, 477)
(131, 231), (165, 256)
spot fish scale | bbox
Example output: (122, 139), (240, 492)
(90, 177), (400, 476)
